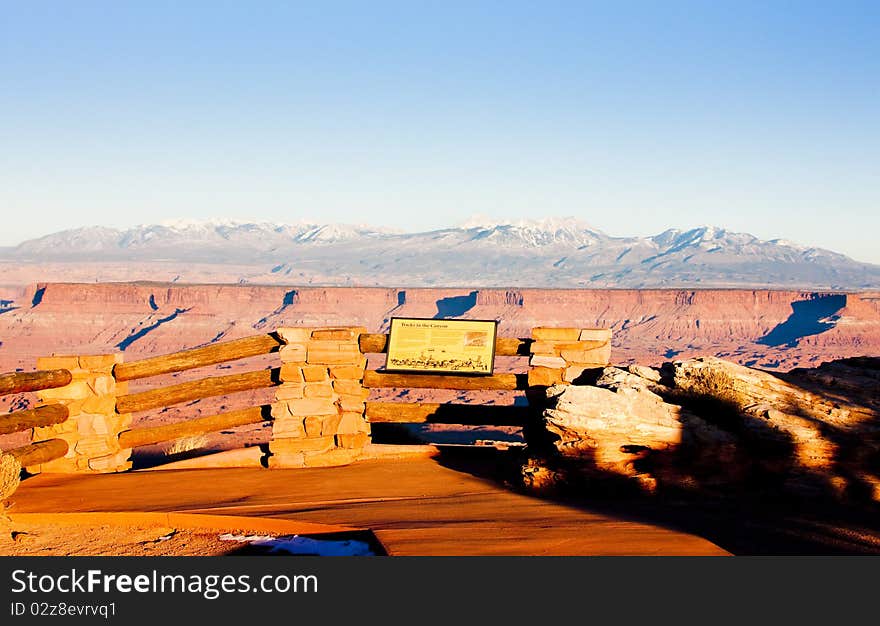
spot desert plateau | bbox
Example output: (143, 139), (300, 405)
(5, 6), (880, 621)
(2, 281), (879, 556)
(3, 282), (879, 373)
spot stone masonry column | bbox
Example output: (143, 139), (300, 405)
(269, 327), (371, 468)
(527, 327), (612, 387)
(29, 354), (132, 473)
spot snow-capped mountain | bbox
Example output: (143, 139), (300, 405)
(456, 217), (605, 247)
(5, 218), (879, 289)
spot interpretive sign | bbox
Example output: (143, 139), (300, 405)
(385, 317), (498, 375)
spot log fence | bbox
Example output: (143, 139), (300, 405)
(1, 324), (612, 498)
(0, 369), (80, 497)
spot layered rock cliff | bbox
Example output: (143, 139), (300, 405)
(1, 284), (878, 375)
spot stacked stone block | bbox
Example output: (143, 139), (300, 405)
(527, 327), (612, 387)
(269, 327), (371, 468)
(29, 354), (132, 473)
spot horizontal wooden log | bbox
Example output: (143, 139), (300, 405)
(7, 438), (69, 467)
(116, 368), (279, 414)
(0, 369), (72, 397)
(529, 339), (609, 356)
(0, 404), (69, 435)
(1, 452), (20, 499)
(495, 337), (533, 357)
(358, 333), (532, 356)
(358, 333), (388, 354)
(366, 401), (532, 426)
(113, 334), (283, 382)
(363, 370), (527, 391)
(118, 405), (271, 448)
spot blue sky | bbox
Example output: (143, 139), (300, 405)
(1, 1), (878, 262)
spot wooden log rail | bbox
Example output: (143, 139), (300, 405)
(0, 328), (590, 479)
(363, 370), (528, 391)
(115, 368), (280, 414)
(2, 439), (69, 498)
(5, 438), (69, 467)
(0, 369), (72, 397)
(113, 334), (283, 382)
(118, 405), (271, 448)
(360, 332), (535, 427)
(366, 401), (532, 426)
(0, 404), (69, 435)
(0, 326), (601, 489)
(358, 333), (532, 356)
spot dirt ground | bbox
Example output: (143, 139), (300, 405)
(0, 520), (239, 556)
(1, 456), (731, 556)
(6, 450), (876, 556)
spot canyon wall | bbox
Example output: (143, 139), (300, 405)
(0, 283), (878, 375)
(1, 282), (878, 459)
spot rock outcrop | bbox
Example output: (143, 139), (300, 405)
(527, 356), (880, 501)
(530, 365), (737, 492)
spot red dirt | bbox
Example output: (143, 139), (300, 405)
(1, 522), (242, 556)
(2, 457), (730, 556)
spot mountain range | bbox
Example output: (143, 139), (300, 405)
(3, 218), (878, 289)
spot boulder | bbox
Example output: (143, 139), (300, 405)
(537, 368), (736, 490)
(627, 364), (662, 383)
(667, 357), (875, 467)
(666, 356), (880, 499)
(526, 358), (880, 501)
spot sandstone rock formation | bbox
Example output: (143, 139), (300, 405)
(1, 284), (878, 376)
(531, 366), (737, 492)
(527, 356), (880, 501)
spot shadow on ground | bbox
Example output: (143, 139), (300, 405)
(430, 362), (880, 556)
(434, 447), (880, 555)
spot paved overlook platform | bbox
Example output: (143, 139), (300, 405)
(7, 456), (727, 556)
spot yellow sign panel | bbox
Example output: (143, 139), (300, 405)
(386, 317), (498, 375)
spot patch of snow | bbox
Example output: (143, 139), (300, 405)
(219, 533), (375, 556)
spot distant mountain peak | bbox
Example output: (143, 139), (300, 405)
(460, 215), (598, 231)
(294, 223), (397, 243)
(6, 218), (878, 289)
(139, 218), (399, 243)
(155, 217), (253, 229)
(456, 216), (605, 247)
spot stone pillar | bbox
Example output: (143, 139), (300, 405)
(527, 327), (612, 387)
(29, 354), (132, 473)
(269, 327), (371, 468)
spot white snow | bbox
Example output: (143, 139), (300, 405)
(219, 533), (375, 556)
